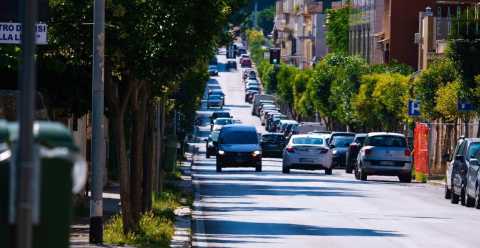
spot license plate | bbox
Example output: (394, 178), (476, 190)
(381, 161), (395, 166)
(300, 158), (314, 163)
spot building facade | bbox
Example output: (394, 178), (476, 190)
(274, 0), (343, 68)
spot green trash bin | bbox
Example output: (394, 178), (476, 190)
(1, 121), (87, 248)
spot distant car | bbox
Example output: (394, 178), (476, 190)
(208, 89), (225, 105)
(355, 132), (412, 182)
(207, 95), (224, 109)
(208, 65), (218, 76)
(209, 111), (232, 125)
(245, 90), (259, 103)
(329, 132), (356, 168)
(243, 70), (257, 81)
(238, 48), (247, 55)
(345, 133), (367, 173)
(278, 120), (298, 134)
(282, 134), (333, 174)
(211, 117), (234, 131)
(447, 138), (480, 206)
(252, 95), (276, 116)
(216, 125), (262, 172)
(241, 58), (252, 68)
(292, 122), (327, 135)
(226, 60), (237, 70)
(261, 133), (287, 158)
(268, 114), (288, 132)
(205, 131), (220, 158)
(245, 85), (260, 93)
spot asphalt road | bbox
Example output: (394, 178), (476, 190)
(190, 53), (480, 248)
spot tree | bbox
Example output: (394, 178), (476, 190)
(325, 6), (350, 54)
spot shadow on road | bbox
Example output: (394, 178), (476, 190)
(200, 219), (403, 237)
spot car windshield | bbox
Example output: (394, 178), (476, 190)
(222, 131), (258, 144)
(292, 137), (324, 145)
(209, 95), (222, 100)
(214, 118), (233, 125)
(367, 135), (406, 147)
(262, 135), (285, 143)
(468, 142), (480, 159)
(331, 136), (355, 147)
(210, 131), (220, 142)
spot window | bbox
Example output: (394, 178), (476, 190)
(221, 131), (258, 144)
(292, 137), (324, 145)
(366, 135), (407, 147)
(467, 142), (480, 160)
(331, 136), (355, 147)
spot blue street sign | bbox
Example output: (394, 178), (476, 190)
(458, 101), (474, 112)
(408, 100), (421, 116)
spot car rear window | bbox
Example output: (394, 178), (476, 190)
(331, 136), (355, 147)
(214, 119), (233, 125)
(213, 112), (230, 118)
(222, 131), (258, 144)
(292, 137), (324, 145)
(355, 137), (366, 145)
(468, 142), (480, 159)
(367, 135), (407, 147)
(262, 135), (285, 143)
(209, 95), (222, 100)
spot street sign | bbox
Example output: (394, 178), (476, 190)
(458, 101), (474, 112)
(0, 22), (47, 45)
(408, 100), (421, 116)
(270, 48), (281, 64)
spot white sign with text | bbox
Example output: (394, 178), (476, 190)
(0, 22), (48, 45)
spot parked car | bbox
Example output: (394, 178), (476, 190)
(207, 95), (223, 109)
(243, 69), (256, 80)
(210, 117), (234, 131)
(208, 65), (218, 76)
(241, 58), (252, 68)
(292, 122), (327, 135)
(226, 60), (237, 70)
(216, 125), (262, 172)
(208, 89), (225, 105)
(278, 120), (298, 133)
(209, 111), (232, 125)
(445, 136), (465, 200)
(261, 133), (287, 158)
(282, 134), (333, 174)
(329, 132), (356, 168)
(205, 131), (220, 158)
(355, 132), (412, 182)
(267, 113), (287, 132)
(252, 95), (275, 116)
(345, 133), (367, 173)
(245, 90), (259, 103)
(245, 84), (260, 93)
(446, 138), (480, 206)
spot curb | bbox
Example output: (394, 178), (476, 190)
(170, 156), (193, 248)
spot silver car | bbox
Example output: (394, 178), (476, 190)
(282, 134), (333, 175)
(355, 132), (412, 182)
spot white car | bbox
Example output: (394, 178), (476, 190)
(282, 134), (333, 174)
(210, 117), (234, 131)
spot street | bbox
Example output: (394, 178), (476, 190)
(191, 54), (480, 248)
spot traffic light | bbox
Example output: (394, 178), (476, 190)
(270, 48), (281, 64)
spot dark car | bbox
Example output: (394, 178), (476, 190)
(241, 58), (252, 68)
(448, 138), (480, 206)
(210, 111), (232, 125)
(245, 90), (259, 103)
(205, 131), (220, 158)
(208, 65), (219, 76)
(328, 132), (356, 168)
(216, 125), (262, 172)
(345, 133), (367, 173)
(261, 133), (287, 158)
(226, 60), (237, 70)
(207, 95), (223, 109)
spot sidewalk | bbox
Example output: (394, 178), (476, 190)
(70, 186), (131, 248)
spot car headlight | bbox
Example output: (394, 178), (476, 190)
(218, 150), (225, 155)
(252, 150), (261, 157)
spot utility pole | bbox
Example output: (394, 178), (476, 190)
(89, 0), (105, 244)
(16, 0), (38, 247)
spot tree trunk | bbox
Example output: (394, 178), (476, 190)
(143, 101), (155, 212)
(130, 82), (147, 222)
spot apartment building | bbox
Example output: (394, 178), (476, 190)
(418, 0), (479, 70)
(274, 0), (343, 68)
(349, 0), (438, 69)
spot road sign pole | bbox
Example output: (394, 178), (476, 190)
(89, 0), (105, 244)
(16, 0), (38, 248)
